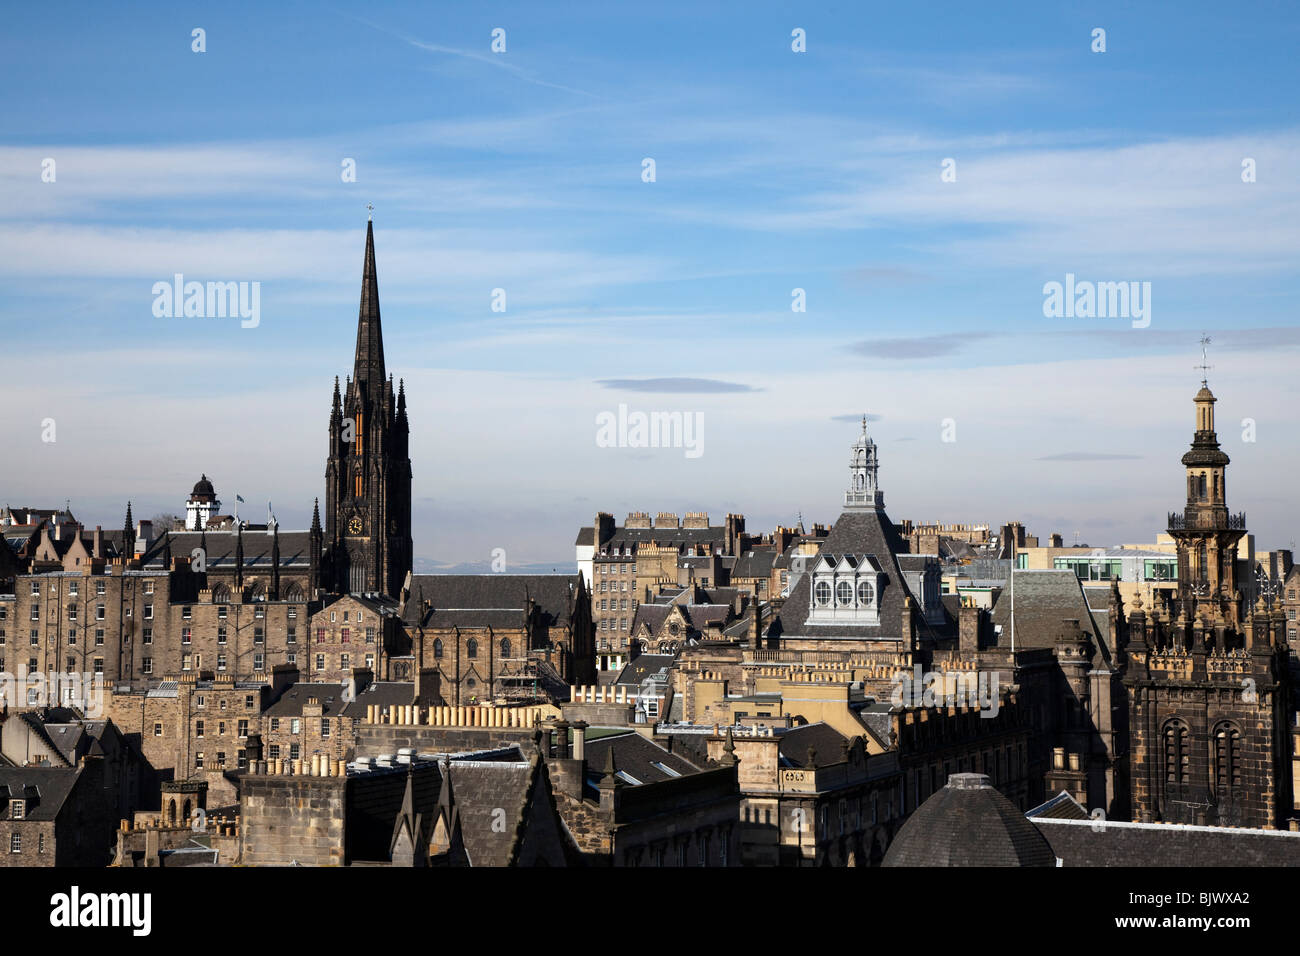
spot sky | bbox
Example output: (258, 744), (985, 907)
(2, 0), (1299, 566)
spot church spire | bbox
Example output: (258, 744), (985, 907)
(354, 219), (385, 387)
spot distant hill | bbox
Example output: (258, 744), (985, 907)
(412, 557), (579, 575)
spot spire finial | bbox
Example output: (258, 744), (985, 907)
(367, 202), (373, 221)
(1196, 334), (1213, 387)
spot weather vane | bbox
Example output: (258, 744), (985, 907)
(1195, 334), (1213, 386)
(367, 203), (374, 221)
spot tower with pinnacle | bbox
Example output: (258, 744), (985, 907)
(323, 219), (413, 597)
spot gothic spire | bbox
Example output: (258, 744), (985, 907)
(353, 219), (385, 388)
(311, 497), (322, 534)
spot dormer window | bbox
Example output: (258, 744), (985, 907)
(836, 581), (853, 606)
(814, 581), (832, 606)
(10, 799), (24, 820)
(857, 580), (875, 605)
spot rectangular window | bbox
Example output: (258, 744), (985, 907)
(290, 743), (301, 761)
(143, 627), (152, 644)
(216, 752), (227, 769)
(255, 606), (265, 619)
(195, 753), (204, 769)
(144, 581), (154, 595)
(245, 695), (254, 709)
(143, 657), (153, 674)
(316, 628), (325, 643)
(253, 653), (264, 670)
(254, 627), (264, 644)
(217, 654), (227, 671)
(31, 606), (39, 622)
(237, 749), (248, 770)
(30, 582), (40, 596)
(93, 658), (103, 674)
(340, 654), (350, 671)
(96, 580), (105, 596)
(238, 719), (249, 738)
(182, 627), (192, 644)
(341, 628), (350, 643)
(182, 606), (192, 620)
(366, 627), (375, 644)
(321, 719), (331, 739)
(182, 653), (192, 671)
(270, 718), (280, 732)
(95, 629), (104, 646)
(154, 722), (163, 736)
(217, 626), (227, 645)
(268, 744), (280, 760)
(11, 799), (25, 820)
(67, 630), (76, 646)
(315, 654), (325, 671)
(10, 833), (20, 853)
(291, 718), (301, 734)
(96, 605), (105, 620)
(195, 720), (205, 737)
(67, 605), (77, 622)
(288, 608), (297, 620)
(217, 606), (227, 620)
(287, 626), (297, 644)
(143, 604), (153, 620)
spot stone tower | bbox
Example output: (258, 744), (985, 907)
(323, 219), (413, 597)
(1123, 379), (1290, 828)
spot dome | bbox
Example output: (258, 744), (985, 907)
(190, 474), (216, 501)
(882, 773), (1056, 867)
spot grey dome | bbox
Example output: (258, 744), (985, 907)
(882, 773), (1056, 867)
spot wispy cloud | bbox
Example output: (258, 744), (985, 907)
(596, 377), (759, 393)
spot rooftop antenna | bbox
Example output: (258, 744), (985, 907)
(1196, 334), (1213, 387)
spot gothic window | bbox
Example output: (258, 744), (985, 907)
(1213, 473), (1221, 500)
(467, 638), (478, 659)
(814, 581), (832, 607)
(1212, 722), (1242, 792)
(836, 581), (854, 606)
(500, 638), (511, 658)
(857, 580), (874, 606)
(1198, 543), (1208, 583)
(433, 638), (443, 659)
(1163, 719), (1190, 784)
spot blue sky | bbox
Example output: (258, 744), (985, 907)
(3, 0), (1299, 564)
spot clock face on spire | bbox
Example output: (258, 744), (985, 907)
(348, 515), (362, 536)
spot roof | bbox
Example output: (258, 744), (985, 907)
(445, 758), (539, 867)
(883, 773), (1057, 867)
(340, 682), (414, 718)
(265, 683), (348, 717)
(0, 766), (82, 820)
(404, 574), (580, 628)
(989, 570), (1112, 661)
(773, 509), (912, 640)
(777, 723), (849, 768)
(1026, 790), (1091, 821)
(613, 654), (676, 687)
(580, 732), (703, 791)
(141, 530), (313, 570)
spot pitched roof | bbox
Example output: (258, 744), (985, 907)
(141, 530), (314, 570)
(778, 722), (849, 768)
(0, 766), (82, 820)
(265, 683), (348, 717)
(580, 732), (703, 790)
(404, 574), (580, 627)
(989, 570), (1111, 661)
(773, 509), (911, 640)
(444, 757), (539, 867)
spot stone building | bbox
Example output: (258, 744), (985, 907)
(0, 759), (119, 867)
(399, 573), (594, 703)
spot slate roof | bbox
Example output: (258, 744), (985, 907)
(265, 683), (348, 717)
(140, 530), (314, 570)
(445, 758), (539, 867)
(0, 766), (81, 820)
(580, 732), (703, 790)
(613, 654), (676, 687)
(989, 570), (1112, 661)
(1026, 790), (1090, 821)
(778, 723), (849, 768)
(883, 773), (1057, 867)
(732, 549), (778, 579)
(339, 682), (414, 718)
(772, 509), (912, 640)
(404, 574), (580, 628)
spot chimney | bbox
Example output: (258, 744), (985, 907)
(959, 604), (981, 655)
(93, 526), (103, 558)
(554, 719), (571, 760)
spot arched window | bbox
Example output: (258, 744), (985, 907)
(500, 638), (511, 658)
(212, 585), (230, 604)
(836, 581), (854, 606)
(814, 581), (832, 607)
(433, 638), (443, 659)
(1164, 719), (1190, 784)
(467, 638), (478, 659)
(1198, 542), (1208, 583)
(857, 580), (874, 606)
(1212, 722), (1242, 792)
(283, 583), (303, 603)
